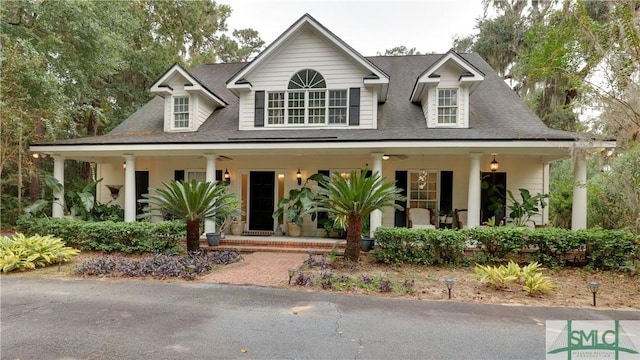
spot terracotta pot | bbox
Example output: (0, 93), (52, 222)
(230, 221), (245, 235)
(287, 222), (301, 237)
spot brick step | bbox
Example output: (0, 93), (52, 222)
(198, 236), (347, 254)
(207, 244), (345, 255)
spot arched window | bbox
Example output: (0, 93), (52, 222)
(265, 69), (348, 126)
(288, 69), (326, 89)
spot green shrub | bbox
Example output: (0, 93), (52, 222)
(16, 217), (185, 254)
(0, 233), (80, 273)
(527, 227), (583, 267)
(372, 227), (466, 265)
(580, 228), (639, 271)
(463, 227), (529, 262)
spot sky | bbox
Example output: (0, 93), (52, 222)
(221, 0), (485, 57)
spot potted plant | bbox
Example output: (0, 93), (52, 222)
(506, 188), (549, 227)
(211, 195), (243, 244)
(360, 216), (374, 252)
(230, 218), (245, 235)
(273, 179), (316, 237)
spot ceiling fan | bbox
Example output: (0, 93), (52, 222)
(216, 155), (232, 161)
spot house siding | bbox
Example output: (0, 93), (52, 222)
(238, 29), (374, 130)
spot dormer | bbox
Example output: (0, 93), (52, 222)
(150, 63), (228, 132)
(226, 14), (390, 130)
(410, 50), (484, 129)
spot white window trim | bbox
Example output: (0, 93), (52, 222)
(435, 88), (459, 127)
(172, 95), (191, 131)
(265, 89), (349, 127)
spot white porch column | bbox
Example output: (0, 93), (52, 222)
(542, 162), (550, 225)
(370, 153), (384, 237)
(466, 153), (482, 228)
(572, 153), (587, 230)
(123, 155), (136, 222)
(204, 154), (217, 234)
(52, 156), (65, 218)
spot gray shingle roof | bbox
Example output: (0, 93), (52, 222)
(40, 53), (587, 146)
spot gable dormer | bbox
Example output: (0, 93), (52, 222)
(226, 14), (390, 130)
(150, 63), (227, 132)
(410, 50), (484, 129)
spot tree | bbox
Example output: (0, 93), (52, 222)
(377, 45), (422, 56)
(141, 180), (241, 252)
(1, 0), (264, 226)
(314, 170), (405, 262)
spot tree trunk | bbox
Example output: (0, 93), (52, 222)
(344, 214), (363, 262)
(186, 219), (201, 252)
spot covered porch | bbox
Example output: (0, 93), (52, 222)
(32, 140), (610, 235)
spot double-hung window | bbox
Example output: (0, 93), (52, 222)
(173, 96), (190, 129)
(408, 170), (438, 210)
(437, 89), (458, 125)
(266, 69), (348, 126)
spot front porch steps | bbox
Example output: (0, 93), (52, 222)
(199, 235), (347, 254)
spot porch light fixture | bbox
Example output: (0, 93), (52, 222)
(288, 268), (296, 285)
(382, 155), (390, 160)
(587, 281), (600, 307)
(224, 169), (230, 184)
(123, 162), (126, 170)
(32, 153), (40, 159)
(490, 154), (499, 172)
(445, 278), (456, 300)
(296, 168), (302, 185)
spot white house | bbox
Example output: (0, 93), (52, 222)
(30, 14), (613, 236)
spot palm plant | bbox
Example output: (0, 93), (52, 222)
(140, 180), (241, 252)
(314, 169), (405, 261)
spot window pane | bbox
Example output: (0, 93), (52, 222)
(328, 90), (347, 124)
(173, 96), (189, 128)
(437, 89), (458, 124)
(267, 92), (285, 125)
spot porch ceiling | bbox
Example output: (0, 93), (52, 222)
(30, 139), (614, 162)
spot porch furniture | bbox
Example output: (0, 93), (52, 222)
(406, 208), (437, 229)
(454, 208), (467, 229)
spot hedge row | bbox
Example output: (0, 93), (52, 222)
(16, 217), (186, 254)
(372, 226), (640, 271)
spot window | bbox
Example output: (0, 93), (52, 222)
(186, 170), (205, 182)
(173, 96), (190, 128)
(408, 170), (438, 210)
(437, 89), (457, 124)
(266, 69), (348, 126)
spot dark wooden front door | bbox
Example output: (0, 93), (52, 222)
(481, 172), (507, 224)
(249, 171), (275, 231)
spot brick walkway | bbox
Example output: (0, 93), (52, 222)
(200, 252), (308, 287)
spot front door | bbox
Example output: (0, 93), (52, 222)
(135, 171), (149, 218)
(249, 171), (275, 231)
(481, 172), (507, 224)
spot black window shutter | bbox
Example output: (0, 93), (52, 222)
(174, 170), (185, 182)
(255, 91), (265, 127)
(440, 171), (453, 214)
(216, 170), (223, 182)
(394, 171), (408, 227)
(316, 170), (330, 229)
(348, 88), (360, 126)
